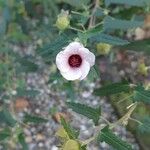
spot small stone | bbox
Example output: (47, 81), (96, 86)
(51, 145), (58, 150)
(25, 136), (32, 143)
(38, 142), (44, 147)
(36, 133), (45, 141)
(35, 109), (40, 114)
(15, 98), (29, 111)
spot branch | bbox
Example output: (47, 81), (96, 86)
(88, 0), (100, 29)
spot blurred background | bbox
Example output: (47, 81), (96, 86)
(0, 0), (150, 150)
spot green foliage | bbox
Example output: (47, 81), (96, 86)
(0, 107), (16, 127)
(17, 57), (38, 73)
(119, 39), (150, 54)
(138, 116), (150, 134)
(61, 0), (90, 9)
(16, 88), (39, 98)
(90, 33), (129, 45)
(94, 81), (131, 96)
(60, 117), (79, 139)
(23, 113), (48, 124)
(18, 133), (29, 150)
(97, 126), (133, 150)
(37, 32), (76, 61)
(67, 102), (101, 125)
(0, 0), (149, 149)
(104, 16), (143, 30)
(105, 0), (150, 7)
(0, 128), (11, 141)
(133, 86), (150, 104)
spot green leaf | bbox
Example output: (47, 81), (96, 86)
(78, 25), (103, 44)
(16, 88), (39, 98)
(97, 126), (133, 150)
(0, 7), (11, 36)
(60, 117), (79, 139)
(94, 81), (131, 96)
(62, 0), (90, 9)
(37, 32), (75, 61)
(88, 65), (100, 81)
(105, 0), (150, 7)
(0, 128), (11, 141)
(17, 57), (38, 73)
(119, 39), (150, 54)
(23, 113), (48, 124)
(63, 82), (75, 101)
(67, 102), (101, 125)
(0, 108), (16, 127)
(138, 116), (150, 134)
(18, 133), (29, 150)
(133, 86), (150, 104)
(104, 16), (143, 30)
(90, 33), (129, 45)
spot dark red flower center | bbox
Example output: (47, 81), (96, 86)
(68, 54), (82, 67)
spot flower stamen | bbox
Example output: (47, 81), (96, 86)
(68, 54), (82, 67)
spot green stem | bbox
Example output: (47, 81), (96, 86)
(129, 117), (143, 125)
(117, 94), (133, 104)
(69, 26), (84, 33)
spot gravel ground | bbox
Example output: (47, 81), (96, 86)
(0, 42), (143, 150)
(16, 58), (140, 150)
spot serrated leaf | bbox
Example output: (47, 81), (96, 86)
(104, 16), (143, 30)
(94, 82), (131, 96)
(67, 102), (101, 125)
(97, 126), (133, 150)
(23, 113), (48, 124)
(90, 33), (129, 45)
(37, 32), (75, 61)
(16, 88), (39, 98)
(105, 0), (150, 7)
(17, 57), (38, 73)
(0, 129), (11, 141)
(60, 117), (79, 140)
(119, 39), (150, 54)
(133, 86), (150, 104)
(0, 108), (16, 127)
(138, 116), (150, 134)
(78, 25), (103, 44)
(94, 7), (106, 17)
(63, 82), (75, 101)
(62, 0), (90, 9)
(18, 133), (29, 150)
(88, 65), (100, 81)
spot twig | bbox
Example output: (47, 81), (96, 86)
(88, 0), (100, 29)
(109, 102), (138, 129)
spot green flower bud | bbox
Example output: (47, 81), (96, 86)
(63, 140), (80, 150)
(137, 63), (148, 76)
(56, 10), (70, 30)
(96, 43), (112, 55)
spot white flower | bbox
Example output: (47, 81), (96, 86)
(56, 41), (95, 80)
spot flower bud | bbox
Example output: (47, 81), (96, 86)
(137, 63), (148, 76)
(63, 140), (80, 150)
(56, 10), (70, 30)
(96, 43), (112, 55)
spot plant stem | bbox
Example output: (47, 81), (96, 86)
(69, 26), (84, 33)
(129, 117), (143, 125)
(88, 0), (100, 29)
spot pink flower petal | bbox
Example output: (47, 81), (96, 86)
(56, 51), (70, 72)
(64, 41), (84, 54)
(60, 68), (82, 80)
(78, 48), (95, 67)
(79, 60), (90, 80)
